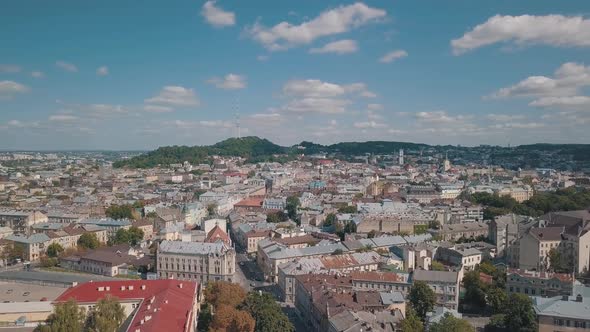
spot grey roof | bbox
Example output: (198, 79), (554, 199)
(380, 291), (405, 304)
(370, 235), (405, 248)
(262, 241), (348, 260)
(6, 233), (50, 244)
(412, 269), (458, 284)
(78, 218), (131, 227)
(159, 240), (230, 255)
(533, 295), (590, 319)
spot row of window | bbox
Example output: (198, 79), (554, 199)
(553, 318), (589, 328)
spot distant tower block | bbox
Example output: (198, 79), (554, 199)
(399, 149), (404, 165)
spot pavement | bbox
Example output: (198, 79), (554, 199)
(0, 281), (65, 302)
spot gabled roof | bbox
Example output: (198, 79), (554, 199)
(205, 225), (231, 245)
(55, 279), (198, 332)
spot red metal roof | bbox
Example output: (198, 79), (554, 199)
(55, 279), (198, 332)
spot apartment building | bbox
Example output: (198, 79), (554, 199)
(411, 270), (461, 310)
(506, 268), (573, 297)
(0, 210), (48, 235)
(157, 240), (235, 283)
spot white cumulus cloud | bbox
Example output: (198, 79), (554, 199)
(145, 86), (200, 107)
(0, 81), (30, 99)
(246, 2), (386, 50)
(379, 50), (408, 63)
(452, 14), (590, 55)
(309, 39), (358, 54)
(202, 1), (235, 27)
(55, 61), (78, 72)
(96, 66), (109, 76)
(207, 74), (247, 90)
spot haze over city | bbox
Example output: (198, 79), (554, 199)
(2, 0), (590, 150)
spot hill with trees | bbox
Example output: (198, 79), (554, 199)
(113, 136), (290, 168)
(113, 136), (590, 170)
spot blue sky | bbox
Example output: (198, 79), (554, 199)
(1, 0), (590, 150)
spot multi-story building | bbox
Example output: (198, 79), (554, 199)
(435, 247), (482, 270)
(506, 268), (573, 297)
(278, 251), (382, 303)
(519, 227), (565, 271)
(489, 214), (537, 260)
(411, 270), (461, 310)
(54, 280), (200, 332)
(0, 210), (48, 235)
(157, 240), (235, 283)
(427, 222), (488, 241)
(533, 293), (590, 332)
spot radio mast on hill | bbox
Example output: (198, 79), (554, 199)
(234, 95), (241, 139)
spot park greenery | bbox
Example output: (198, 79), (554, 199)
(463, 187), (590, 220)
(266, 211), (289, 223)
(34, 296), (125, 332)
(199, 281), (293, 332)
(408, 281), (436, 321)
(429, 313), (474, 332)
(105, 204), (138, 220)
(109, 226), (145, 246)
(77, 233), (100, 250)
(114, 137), (292, 168)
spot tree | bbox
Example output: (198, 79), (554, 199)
(463, 270), (487, 309)
(429, 313), (474, 332)
(400, 306), (423, 332)
(197, 303), (213, 332)
(286, 196), (300, 221)
(409, 281), (436, 321)
(111, 226), (144, 246)
(503, 294), (536, 332)
(338, 205), (357, 214)
(47, 243), (64, 258)
(105, 204), (135, 220)
(367, 230), (377, 238)
(84, 295), (126, 332)
(209, 304), (255, 332)
(78, 233), (100, 250)
(204, 281), (247, 308)
(36, 299), (85, 332)
(266, 211), (288, 223)
(484, 314), (506, 332)
(486, 287), (508, 315)
(207, 204), (217, 217)
(2, 243), (25, 262)
(240, 292), (294, 332)
(323, 213), (336, 227)
(431, 261), (445, 271)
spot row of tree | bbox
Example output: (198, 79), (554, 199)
(198, 281), (294, 332)
(463, 187), (590, 219)
(34, 296), (125, 332)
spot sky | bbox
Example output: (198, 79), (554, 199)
(1, 0), (590, 150)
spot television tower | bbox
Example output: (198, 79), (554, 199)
(234, 95), (241, 139)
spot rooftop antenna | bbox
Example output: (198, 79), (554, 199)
(233, 95), (241, 139)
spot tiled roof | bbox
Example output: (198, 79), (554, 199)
(55, 279), (198, 332)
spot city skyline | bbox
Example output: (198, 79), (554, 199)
(2, 0), (590, 150)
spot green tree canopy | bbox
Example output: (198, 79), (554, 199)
(46, 243), (64, 258)
(338, 205), (357, 213)
(35, 300), (85, 332)
(409, 281), (436, 321)
(400, 306), (424, 332)
(110, 226), (144, 246)
(105, 204), (136, 220)
(266, 211), (288, 223)
(239, 292), (294, 332)
(78, 233), (100, 250)
(503, 294), (537, 332)
(84, 295), (126, 332)
(323, 213), (337, 227)
(429, 313), (474, 332)
(463, 270), (487, 309)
